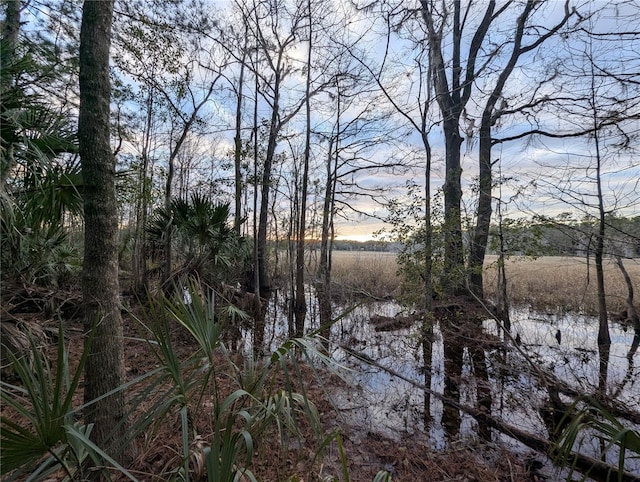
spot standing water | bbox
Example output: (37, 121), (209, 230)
(257, 294), (640, 476)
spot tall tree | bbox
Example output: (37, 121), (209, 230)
(418, 0), (478, 296)
(293, 0), (313, 338)
(78, 0), (128, 458)
(1, 0), (20, 50)
(232, 21), (250, 236)
(418, 0), (574, 298)
(468, 0), (573, 298)
(249, 0), (304, 293)
(0, 0), (20, 184)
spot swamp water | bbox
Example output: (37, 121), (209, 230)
(257, 295), (640, 477)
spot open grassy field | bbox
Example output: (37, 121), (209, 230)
(484, 255), (640, 314)
(326, 250), (401, 300)
(328, 251), (640, 314)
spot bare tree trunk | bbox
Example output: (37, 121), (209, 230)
(495, 170), (511, 332)
(257, 70), (281, 293)
(496, 220), (511, 332)
(164, 136), (175, 283)
(78, 0), (128, 459)
(132, 90), (154, 293)
(251, 56), (264, 357)
(233, 29), (248, 236)
(468, 115), (492, 299)
(1, 0), (20, 52)
(318, 113), (339, 342)
(594, 133), (611, 392)
(590, 52), (611, 352)
(420, 100), (434, 426)
(420, 0), (493, 296)
(161, 81), (216, 284)
(440, 118), (465, 296)
(616, 256), (640, 332)
(469, 0), (537, 299)
(317, 158), (333, 341)
(294, 0), (312, 338)
(0, 0), (21, 194)
(287, 183), (297, 338)
(250, 4), (307, 296)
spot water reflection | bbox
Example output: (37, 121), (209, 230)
(253, 295), (640, 474)
(342, 304), (640, 470)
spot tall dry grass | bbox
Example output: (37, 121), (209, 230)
(327, 251), (639, 315)
(483, 255), (640, 314)
(324, 251), (400, 301)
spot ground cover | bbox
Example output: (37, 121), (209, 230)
(2, 253), (639, 480)
(1, 305), (535, 481)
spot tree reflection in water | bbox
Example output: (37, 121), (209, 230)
(253, 296), (639, 473)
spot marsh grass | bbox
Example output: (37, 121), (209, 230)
(328, 251), (639, 315)
(326, 251), (400, 301)
(484, 255), (640, 315)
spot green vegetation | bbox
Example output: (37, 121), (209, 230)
(0, 36), (81, 288)
(553, 397), (640, 482)
(1, 320), (98, 479)
(146, 194), (251, 286)
(489, 214), (640, 259)
(1, 282), (337, 481)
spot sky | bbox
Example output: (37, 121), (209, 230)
(25, 0), (636, 242)
(328, 1), (640, 241)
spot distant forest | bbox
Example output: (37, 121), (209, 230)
(333, 215), (640, 257)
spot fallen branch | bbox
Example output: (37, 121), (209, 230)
(370, 313), (421, 332)
(469, 291), (640, 426)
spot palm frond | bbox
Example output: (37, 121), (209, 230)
(0, 319), (92, 476)
(553, 396), (640, 482)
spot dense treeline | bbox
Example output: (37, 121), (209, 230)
(489, 215), (640, 258)
(331, 215), (640, 256)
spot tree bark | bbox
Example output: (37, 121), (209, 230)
(294, 0), (312, 338)
(440, 117), (465, 295)
(318, 83), (341, 342)
(317, 137), (335, 342)
(78, 0), (128, 459)
(590, 49), (611, 350)
(233, 28), (248, 236)
(132, 90), (154, 294)
(1, 0), (20, 48)
(257, 61), (281, 293)
(616, 256), (640, 332)
(0, 0), (21, 194)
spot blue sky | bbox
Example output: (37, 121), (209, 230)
(329, 0), (640, 240)
(25, 0), (638, 241)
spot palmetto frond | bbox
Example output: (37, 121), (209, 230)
(146, 193), (246, 283)
(1, 39), (81, 287)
